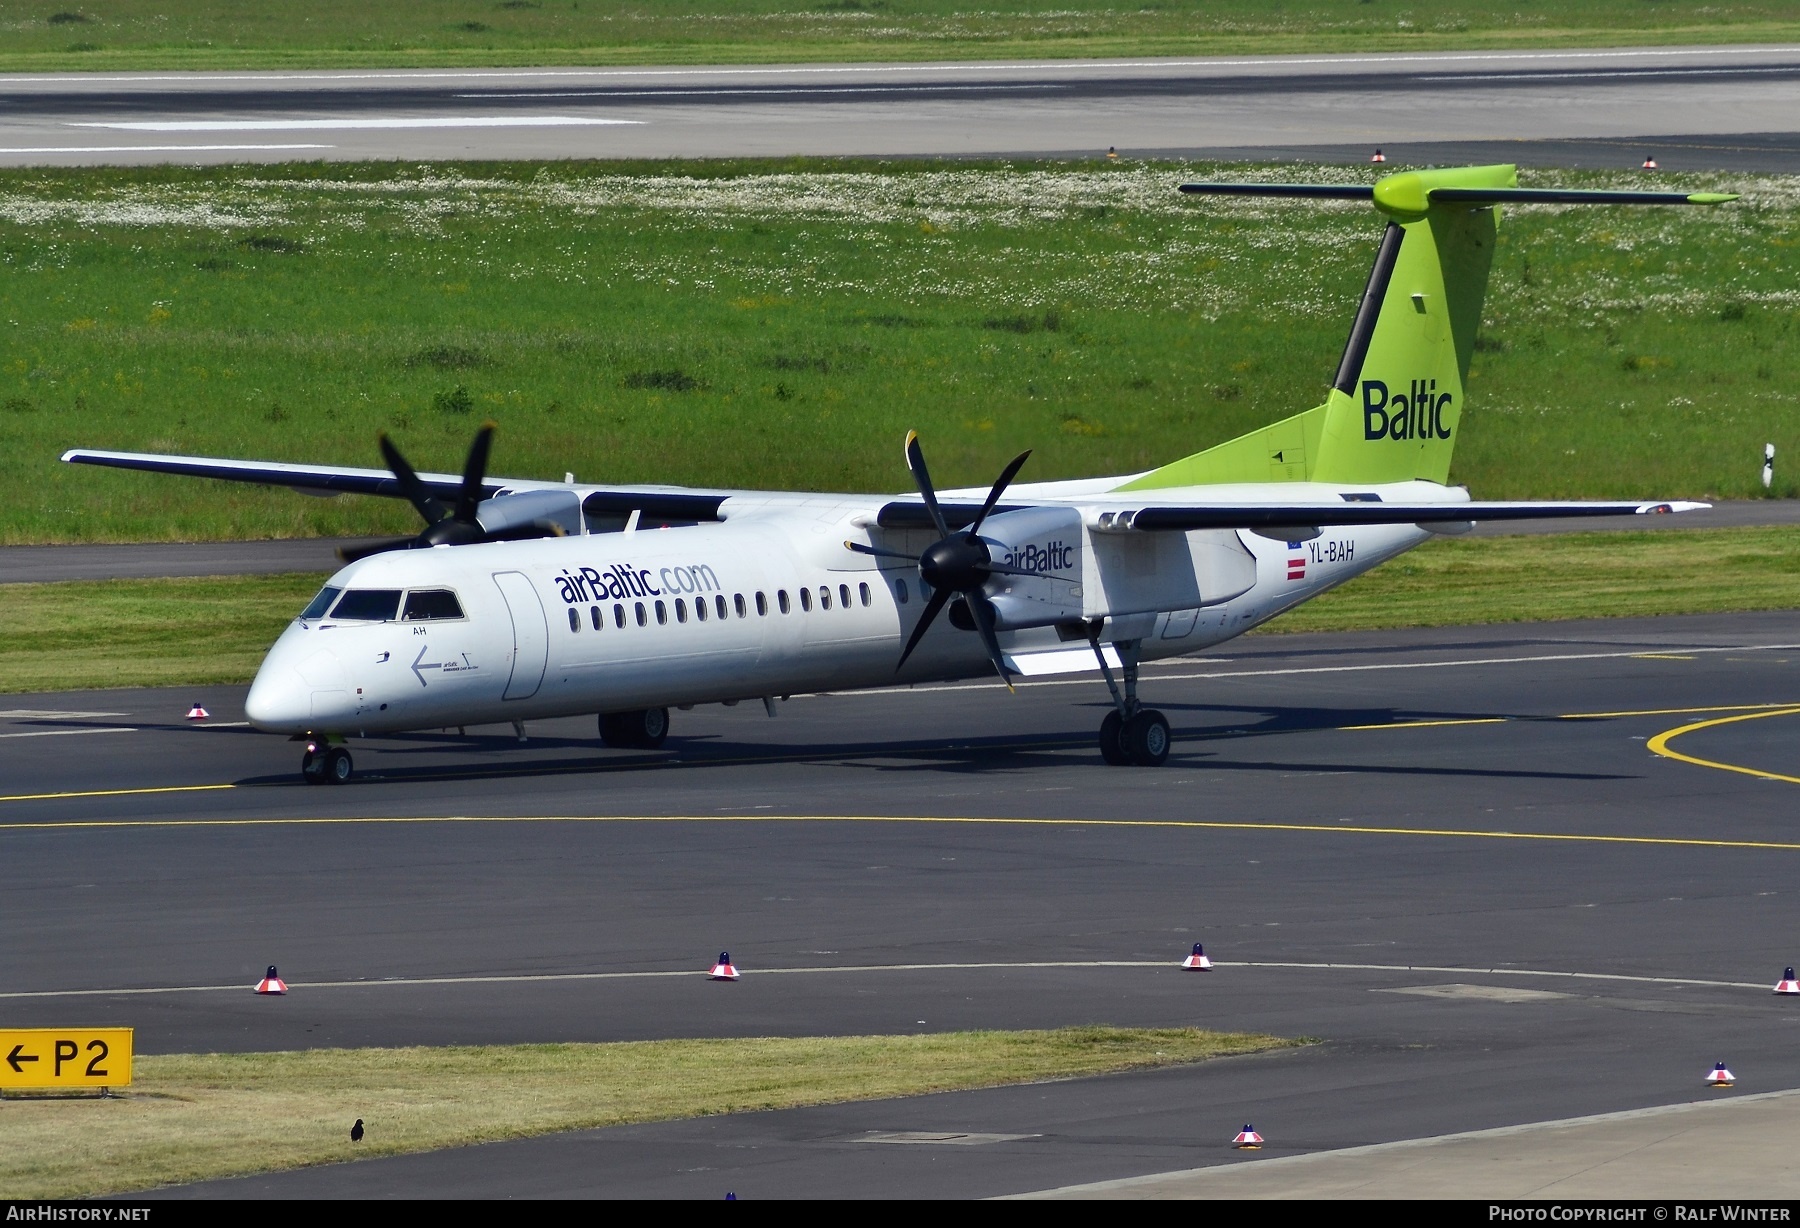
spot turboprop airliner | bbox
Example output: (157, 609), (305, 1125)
(63, 164), (1732, 783)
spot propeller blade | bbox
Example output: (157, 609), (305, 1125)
(902, 430), (951, 539)
(335, 537), (415, 564)
(968, 592), (1017, 693)
(845, 541), (921, 562)
(377, 432), (446, 526)
(968, 449), (1032, 535)
(454, 421), (496, 525)
(896, 585), (954, 671)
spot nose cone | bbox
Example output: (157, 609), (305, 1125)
(246, 628), (346, 732)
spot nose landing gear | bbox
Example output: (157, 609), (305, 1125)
(1090, 633), (1171, 767)
(300, 740), (353, 785)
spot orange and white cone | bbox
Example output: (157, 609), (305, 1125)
(1233, 1124), (1264, 1149)
(1775, 968), (1800, 995)
(186, 703), (209, 721)
(1181, 943), (1213, 971)
(1642, 155), (1659, 169)
(1705, 1062), (1735, 1087)
(254, 965), (288, 995)
(709, 951), (740, 981)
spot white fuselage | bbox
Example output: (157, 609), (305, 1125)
(243, 479), (1458, 736)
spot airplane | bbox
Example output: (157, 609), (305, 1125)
(61, 164), (1733, 784)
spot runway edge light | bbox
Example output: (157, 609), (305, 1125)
(254, 965), (288, 995)
(1233, 1124), (1264, 1149)
(1706, 1062), (1735, 1087)
(709, 952), (740, 981)
(1775, 968), (1800, 995)
(186, 702), (209, 720)
(1182, 943), (1213, 971)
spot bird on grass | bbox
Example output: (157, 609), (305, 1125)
(351, 1119), (364, 1143)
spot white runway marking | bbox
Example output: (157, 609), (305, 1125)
(74, 116), (644, 132)
(0, 959), (1768, 1000)
(0, 143), (331, 154)
(0, 726), (134, 739)
(0, 710), (127, 720)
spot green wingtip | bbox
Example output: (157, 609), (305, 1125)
(1688, 192), (1740, 205)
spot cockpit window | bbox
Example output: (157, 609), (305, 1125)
(300, 586), (342, 621)
(402, 589), (464, 622)
(329, 589), (403, 622)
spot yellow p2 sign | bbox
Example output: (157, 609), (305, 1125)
(0, 1028), (133, 1090)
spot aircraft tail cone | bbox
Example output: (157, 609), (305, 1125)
(1775, 968), (1800, 995)
(1181, 942), (1213, 971)
(254, 965), (288, 995)
(1233, 1124), (1264, 1149)
(186, 703), (210, 721)
(1370, 149), (1386, 163)
(1642, 155), (1659, 169)
(709, 952), (740, 981)
(1705, 1062), (1735, 1087)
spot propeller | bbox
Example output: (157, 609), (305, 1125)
(847, 431), (1032, 690)
(337, 422), (563, 563)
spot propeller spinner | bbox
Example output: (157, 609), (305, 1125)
(848, 431), (1033, 690)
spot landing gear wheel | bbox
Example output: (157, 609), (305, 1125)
(323, 746), (354, 784)
(1098, 711), (1131, 766)
(1123, 709), (1171, 767)
(599, 708), (671, 750)
(300, 748), (327, 785)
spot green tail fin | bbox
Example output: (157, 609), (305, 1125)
(1122, 164), (1736, 491)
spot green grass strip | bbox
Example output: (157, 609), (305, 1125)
(0, 1026), (1293, 1197)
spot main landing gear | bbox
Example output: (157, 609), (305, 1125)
(599, 707), (671, 750)
(1090, 633), (1171, 767)
(300, 739), (353, 785)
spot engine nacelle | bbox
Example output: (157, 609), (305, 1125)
(977, 506), (1087, 631)
(477, 489), (584, 537)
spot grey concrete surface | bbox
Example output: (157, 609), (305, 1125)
(1, 45), (1797, 166)
(1, 610), (1797, 1196)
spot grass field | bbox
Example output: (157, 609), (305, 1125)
(0, 1026), (1290, 1197)
(4, 529), (1795, 693)
(0, 1), (1795, 71)
(3, 160), (1796, 546)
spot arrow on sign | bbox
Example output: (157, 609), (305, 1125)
(411, 645), (442, 688)
(6, 1044), (37, 1073)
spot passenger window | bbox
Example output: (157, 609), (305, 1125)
(635, 602), (647, 627)
(895, 578), (909, 605)
(777, 590), (789, 614)
(675, 598), (688, 624)
(590, 605), (602, 630)
(656, 600), (668, 625)
(716, 595), (728, 620)
(615, 603), (626, 629)
(840, 584), (851, 609)
(819, 586), (831, 611)
(800, 588), (812, 612)
(331, 589), (402, 622)
(568, 607), (580, 632)
(301, 586), (342, 620)
(737, 594), (749, 618)
(402, 589), (463, 622)
(695, 597), (708, 622)
(859, 582), (871, 607)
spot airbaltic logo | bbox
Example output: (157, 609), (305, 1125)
(1362, 379), (1453, 442)
(1000, 541), (1075, 573)
(553, 562), (723, 605)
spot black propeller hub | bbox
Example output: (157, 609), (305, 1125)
(421, 519), (488, 548)
(918, 534), (991, 594)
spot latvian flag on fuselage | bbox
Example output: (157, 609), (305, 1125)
(1287, 542), (1306, 581)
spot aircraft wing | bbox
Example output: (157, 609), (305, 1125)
(876, 498), (1710, 531)
(60, 448), (507, 502)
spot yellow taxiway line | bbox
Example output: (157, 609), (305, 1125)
(1646, 706), (1800, 786)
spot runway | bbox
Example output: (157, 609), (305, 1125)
(3, 609), (1799, 1196)
(2, 44), (1799, 168)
